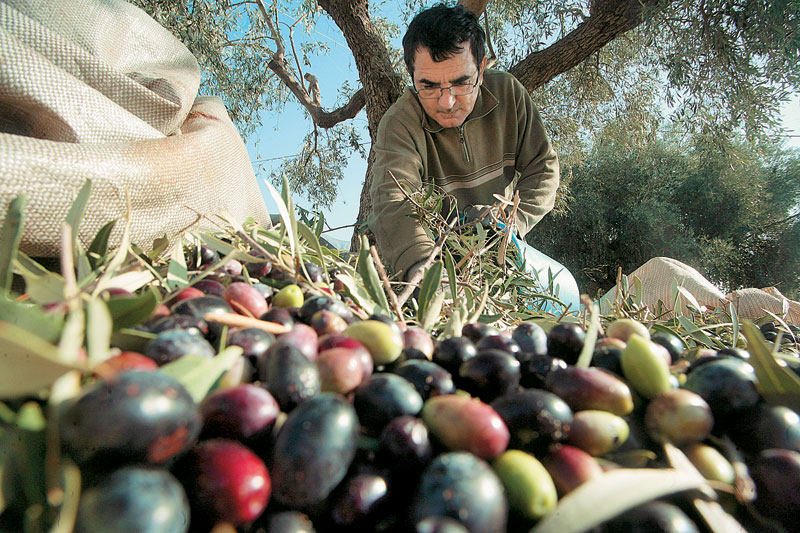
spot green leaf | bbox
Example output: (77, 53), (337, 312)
(0, 195), (28, 294)
(105, 286), (160, 331)
(58, 306), (85, 366)
(632, 275), (643, 308)
(297, 221), (329, 283)
(741, 321), (800, 411)
(671, 278), (682, 318)
(417, 261), (443, 325)
(729, 301), (739, 349)
(16, 401), (46, 432)
(93, 190), (132, 289)
(110, 328), (156, 353)
(86, 219), (116, 269)
(148, 235), (170, 262)
(576, 301), (601, 368)
(65, 180), (92, 258)
(76, 239), (95, 287)
(263, 179), (297, 260)
(0, 321), (84, 398)
(357, 235), (389, 315)
(0, 298), (63, 344)
(166, 236), (189, 291)
(95, 269), (156, 295)
(421, 289), (445, 333)
(14, 253), (66, 304)
(334, 272), (376, 316)
(437, 303), (466, 340)
(676, 285), (703, 313)
(677, 317), (722, 348)
(530, 468), (706, 533)
(198, 233), (265, 263)
(444, 248), (458, 301)
(313, 212), (325, 238)
(85, 297), (113, 366)
(158, 346), (243, 403)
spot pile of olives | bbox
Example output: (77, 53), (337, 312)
(3, 245), (798, 533)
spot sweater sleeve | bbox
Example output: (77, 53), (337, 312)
(513, 83), (560, 239)
(367, 113), (435, 276)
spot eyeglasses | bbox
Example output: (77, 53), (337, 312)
(412, 74), (480, 99)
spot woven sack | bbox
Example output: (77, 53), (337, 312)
(600, 257), (800, 325)
(0, 0), (270, 257)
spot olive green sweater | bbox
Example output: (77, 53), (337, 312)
(367, 69), (560, 277)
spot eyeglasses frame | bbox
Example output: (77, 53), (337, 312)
(411, 68), (483, 100)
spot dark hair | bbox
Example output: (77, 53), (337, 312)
(402, 3), (485, 76)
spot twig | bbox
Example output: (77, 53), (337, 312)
(387, 170), (427, 212)
(370, 245), (405, 325)
(396, 218), (458, 308)
(203, 312), (290, 335)
(497, 191), (520, 267)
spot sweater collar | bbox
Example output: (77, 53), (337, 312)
(418, 82), (499, 133)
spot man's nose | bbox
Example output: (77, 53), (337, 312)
(438, 88), (456, 106)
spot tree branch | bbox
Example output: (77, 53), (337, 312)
(510, 0), (664, 91)
(256, 0), (366, 128)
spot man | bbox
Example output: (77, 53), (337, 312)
(367, 3), (578, 308)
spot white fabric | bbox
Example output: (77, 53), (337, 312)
(0, 0), (270, 257)
(600, 257), (800, 325)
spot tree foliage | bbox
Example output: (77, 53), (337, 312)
(534, 134), (800, 299)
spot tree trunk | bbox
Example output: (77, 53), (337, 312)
(317, 0), (405, 251)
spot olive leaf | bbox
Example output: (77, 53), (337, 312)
(741, 321), (800, 411)
(662, 443), (748, 533)
(334, 272), (375, 316)
(575, 301), (601, 368)
(444, 248), (458, 301)
(677, 317), (723, 349)
(729, 301), (740, 347)
(148, 234), (170, 262)
(0, 321), (84, 398)
(110, 328), (156, 353)
(417, 261), (443, 326)
(356, 235), (389, 316)
(65, 180), (92, 261)
(158, 345), (243, 403)
(13, 253), (65, 304)
(86, 219), (116, 270)
(105, 286), (161, 331)
(263, 179), (297, 261)
(298, 220), (330, 284)
(85, 297), (113, 366)
(166, 235), (189, 290)
(313, 211), (325, 238)
(0, 194), (27, 294)
(530, 468), (706, 533)
(0, 298), (63, 344)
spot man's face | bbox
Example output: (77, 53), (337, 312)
(411, 42), (486, 129)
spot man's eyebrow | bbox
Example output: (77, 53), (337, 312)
(417, 73), (474, 86)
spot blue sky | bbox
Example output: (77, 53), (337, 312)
(245, 12), (800, 245)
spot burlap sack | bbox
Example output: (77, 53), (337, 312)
(0, 0), (270, 257)
(600, 257), (800, 325)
